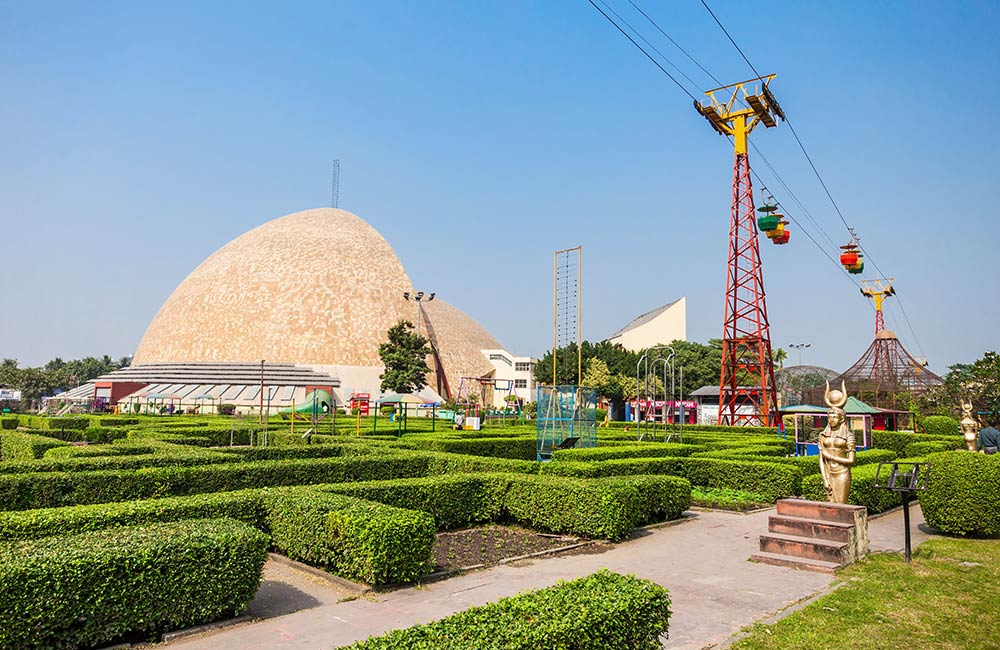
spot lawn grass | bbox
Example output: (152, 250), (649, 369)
(732, 537), (1000, 650)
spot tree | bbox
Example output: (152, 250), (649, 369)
(378, 320), (431, 394)
(773, 347), (788, 370)
(915, 350), (1000, 417)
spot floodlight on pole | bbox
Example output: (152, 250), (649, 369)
(789, 343), (812, 367)
(403, 290), (435, 337)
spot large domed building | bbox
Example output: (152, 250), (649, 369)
(70, 208), (537, 413)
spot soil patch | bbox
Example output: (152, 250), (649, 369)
(432, 525), (586, 571)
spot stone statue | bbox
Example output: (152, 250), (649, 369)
(818, 380), (856, 504)
(960, 400), (979, 452)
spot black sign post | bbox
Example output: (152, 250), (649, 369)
(874, 461), (929, 563)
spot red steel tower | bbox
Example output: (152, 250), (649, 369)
(694, 75), (785, 425)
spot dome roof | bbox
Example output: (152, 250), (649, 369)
(133, 208), (504, 398)
(422, 299), (501, 395)
(134, 208), (412, 367)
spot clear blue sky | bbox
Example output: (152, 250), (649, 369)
(2, 1), (997, 375)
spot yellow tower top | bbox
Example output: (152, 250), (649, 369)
(694, 75), (785, 154)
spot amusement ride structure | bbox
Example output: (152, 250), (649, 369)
(695, 75), (785, 426)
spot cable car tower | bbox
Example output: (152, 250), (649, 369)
(694, 74), (785, 426)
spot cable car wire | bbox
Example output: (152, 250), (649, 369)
(696, 0), (928, 356)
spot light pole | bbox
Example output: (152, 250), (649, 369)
(789, 343), (811, 367)
(403, 291), (435, 337)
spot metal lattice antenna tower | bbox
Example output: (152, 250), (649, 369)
(694, 74), (785, 426)
(331, 159), (341, 209)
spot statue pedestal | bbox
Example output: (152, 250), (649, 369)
(751, 499), (869, 573)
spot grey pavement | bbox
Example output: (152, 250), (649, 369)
(160, 502), (930, 650)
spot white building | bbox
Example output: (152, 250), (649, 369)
(605, 297), (686, 352)
(481, 349), (537, 407)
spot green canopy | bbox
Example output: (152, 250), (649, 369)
(782, 397), (881, 415)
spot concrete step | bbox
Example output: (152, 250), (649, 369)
(768, 514), (855, 543)
(759, 533), (848, 564)
(750, 551), (841, 574)
(776, 498), (866, 524)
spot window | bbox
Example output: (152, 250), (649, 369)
(515, 379), (528, 389)
(489, 353), (512, 367)
(515, 362), (531, 372)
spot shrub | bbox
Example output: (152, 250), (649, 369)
(553, 443), (703, 462)
(0, 454), (433, 511)
(920, 451), (1000, 537)
(339, 570), (671, 650)
(904, 440), (960, 458)
(263, 488), (435, 584)
(541, 456), (800, 502)
(0, 518), (268, 649)
(872, 430), (959, 456)
(598, 475), (691, 525)
(325, 474), (509, 529)
(46, 417), (91, 430)
(0, 431), (68, 461)
(218, 404), (236, 415)
(800, 463), (903, 514)
(98, 417), (140, 427)
(401, 436), (537, 460)
(0, 489), (267, 540)
(922, 415), (960, 437)
(0, 418), (17, 430)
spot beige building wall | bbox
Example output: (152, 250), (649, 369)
(606, 297), (686, 352)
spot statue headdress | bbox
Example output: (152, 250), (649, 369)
(824, 380), (848, 409)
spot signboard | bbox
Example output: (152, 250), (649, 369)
(0, 389), (21, 401)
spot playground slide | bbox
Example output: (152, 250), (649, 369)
(278, 389), (332, 418)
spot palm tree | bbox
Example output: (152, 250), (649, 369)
(773, 348), (788, 370)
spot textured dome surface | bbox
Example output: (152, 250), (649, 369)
(422, 299), (501, 395)
(134, 208), (413, 366)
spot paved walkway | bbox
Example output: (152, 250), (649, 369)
(162, 503), (930, 650)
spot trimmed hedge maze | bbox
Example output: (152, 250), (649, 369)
(0, 414), (971, 645)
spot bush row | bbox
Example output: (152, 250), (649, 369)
(0, 518), (268, 650)
(396, 436), (537, 461)
(903, 440), (960, 458)
(0, 431), (68, 461)
(0, 449), (543, 512)
(264, 488), (436, 584)
(872, 430), (962, 456)
(921, 415), (960, 437)
(325, 472), (690, 540)
(0, 485), (438, 585)
(0, 418), (17, 430)
(921, 451), (1000, 537)
(553, 442), (704, 462)
(339, 570), (671, 650)
(0, 450), (236, 475)
(541, 456), (800, 501)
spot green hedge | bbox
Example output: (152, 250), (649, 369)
(921, 451), (1000, 537)
(399, 436), (537, 460)
(904, 440), (960, 458)
(325, 474), (508, 529)
(0, 489), (267, 540)
(553, 443), (703, 462)
(921, 415), (960, 437)
(325, 473), (691, 539)
(0, 450), (236, 475)
(98, 417), (140, 427)
(541, 456), (800, 501)
(872, 430), (959, 456)
(0, 454), (433, 511)
(0, 431), (68, 461)
(263, 488), (435, 584)
(800, 463), (903, 514)
(339, 570), (670, 650)
(0, 418), (17, 430)
(0, 518), (268, 649)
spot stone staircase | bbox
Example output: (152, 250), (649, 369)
(751, 499), (868, 573)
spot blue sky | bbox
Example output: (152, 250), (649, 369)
(2, 1), (997, 375)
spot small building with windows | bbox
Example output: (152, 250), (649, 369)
(481, 349), (537, 407)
